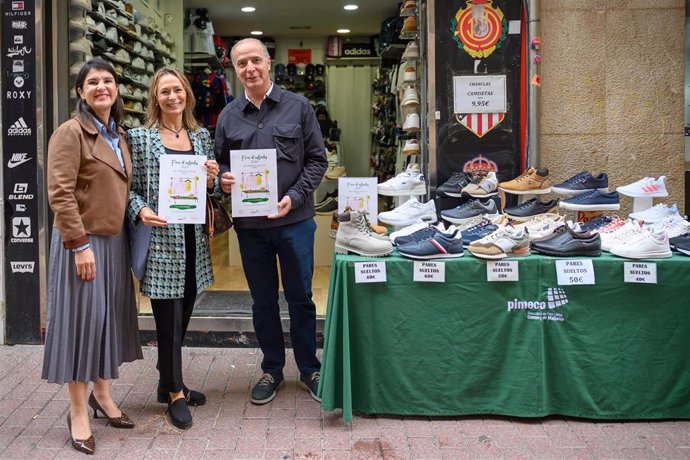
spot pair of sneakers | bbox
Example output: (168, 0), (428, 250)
(250, 372), (321, 405)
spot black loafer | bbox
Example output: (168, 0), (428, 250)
(168, 397), (192, 429)
(157, 385), (206, 406)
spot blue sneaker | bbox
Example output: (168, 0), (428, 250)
(559, 190), (620, 211)
(579, 215), (614, 232)
(397, 230), (464, 259)
(441, 198), (499, 224)
(552, 171), (609, 195)
(461, 220), (499, 247)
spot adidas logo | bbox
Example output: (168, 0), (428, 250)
(7, 152), (31, 168)
(7, 117), (31, 136)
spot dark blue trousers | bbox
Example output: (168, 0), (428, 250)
(235, 218), (320, 378)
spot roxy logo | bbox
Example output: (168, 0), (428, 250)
(10, 261), (34, 274)
(7, 117), (31, 136)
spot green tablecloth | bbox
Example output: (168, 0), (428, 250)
(319, 252), (690, 422)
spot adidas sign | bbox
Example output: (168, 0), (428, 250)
(343, 47), (373, 56)
(8, 117), (31, 136)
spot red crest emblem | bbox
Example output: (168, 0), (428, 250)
(451, 0), (507, 58)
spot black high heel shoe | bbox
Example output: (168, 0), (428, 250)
(88, 392), (135, 429)
(66, 413), (95, 455)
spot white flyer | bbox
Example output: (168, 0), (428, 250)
(230, 149), (278, 217)
(338, 177), (378, 223)
(157, 154), (207, 224)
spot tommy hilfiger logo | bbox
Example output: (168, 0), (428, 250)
(7, 152), (31, 168)
(7, 117), (31, 136)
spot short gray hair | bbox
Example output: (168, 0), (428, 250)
(230, 38), (270, 67)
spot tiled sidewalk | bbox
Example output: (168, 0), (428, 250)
(0, 345), (689, 459)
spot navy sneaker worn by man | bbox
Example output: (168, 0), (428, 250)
(299, 371), (321, 402)
(250, 373), (285, 404)
(552, 171), (609, 195)
(436, 171), (473, 198)
(560, 190), (620, 211)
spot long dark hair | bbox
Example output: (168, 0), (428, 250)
(74, 57), (124, 131)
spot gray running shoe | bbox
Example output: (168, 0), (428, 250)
(441, 198), (499, 224)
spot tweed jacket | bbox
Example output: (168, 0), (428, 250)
(126, 127), (222, 299)
(47, 117), (132, 249)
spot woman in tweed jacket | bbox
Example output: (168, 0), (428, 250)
(126, 67), (221, 429)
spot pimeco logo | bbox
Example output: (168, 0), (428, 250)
(8, 117), (31, 136)
(507, 287), (568, 322)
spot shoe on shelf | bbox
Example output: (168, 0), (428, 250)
(436, 171), (473, 198)
(519, 215), (566, 242)
(531, 222), (602, 257)
(389, 221), (434, 245)
(647, 216), (690, 239)
(609, 227), (672, 259)
(168, 397), (193, 429)
(499, 167), (552, 195)
(402, 139), (420, 155)
(579, 215), (614, 232)
(669, 232), (690, 250)
(552, 171), (609, 195)
(403, 65), (417, 82)
(617, 176), (668, 198)
(250, 373), (285, 405)
(504, 197), (560, 221)
(461, 218), (500, 247)
(69, 37), (93, 54)
(600, 219), (644, 252)
(402, 41), (419, 60)
(70, 0), (92, 10)
(440, 197), (500, 225)
(298, 371), (321, 402)
(628, 203), (680, 223)
(335, 209), (393, 256)
(468, 226), (530, 259)
(156, 385), (206, 406)
(402, 112), (420, 132)
(397, 229), (465, 259)
(400, 0), (417, 16)
(401, 87), (420, 107)
(379, 197), (438, 227)
(315, 197), (338, 214)
(377, 163), (426, 196)
(88, 392), (135, 428)
(460, 171), (499, 198)
(324, 165), (347, 180)
(559, 190), (620, 211)
(66, 413), (95, 455)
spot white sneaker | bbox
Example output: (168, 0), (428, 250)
(647, 216), (690, 239)
(69, 17), (88, 32)
(378, 197), (437, 226)
(628, 203), (680, 223)
(402, 112), (420, 132)
(460, 172), (498, 198)
(403, 65), (416, 82)
(610, 228), (672, 259)
(600, 219), (644, 252)
(468, 226), (531, 259)
(401, 87), (419, 107)
(377, 164), (426, 196)
(401, 41), (419, 60)
(69, 37), (93, 54)
(402, 139), (420, 155)
(324, 165), (346, 180)
(617, 176), (668, 198)
(520, 215), (566, 241)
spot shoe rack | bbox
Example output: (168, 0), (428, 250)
(68, 0), (176, 129)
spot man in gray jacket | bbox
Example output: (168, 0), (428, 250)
(216, 38), (327, 404)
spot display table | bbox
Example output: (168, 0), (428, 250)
(319, 252), (690, 422)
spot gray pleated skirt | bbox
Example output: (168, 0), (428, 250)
(42, 226), (143, 384)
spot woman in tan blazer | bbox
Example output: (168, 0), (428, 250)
(42, 58), (142, 455)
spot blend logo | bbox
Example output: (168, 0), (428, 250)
(12, 216), (32, 243)
(507, 287), (568, 322)
(10, 261), (34, 274)
(7, 152), (32, 168)
(7, 117), (31, 136)
(8, 182), (34, 200)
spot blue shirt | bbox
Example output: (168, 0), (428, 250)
(91, 116), (125, 171)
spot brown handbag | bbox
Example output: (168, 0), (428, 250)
(205, 195), (232, 238)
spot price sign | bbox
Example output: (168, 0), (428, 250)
(624, 262), (657, 284)
(413, 261), (445, 282)
(487, 261), (519, 282)
(555, 259), (595, 285)
(453, 75), (507, 114)
(354, 261), (387, 283)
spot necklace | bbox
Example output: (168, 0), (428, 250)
(161, 125), (183, 138)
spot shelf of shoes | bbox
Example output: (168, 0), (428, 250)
(69, 0), (176, 129)
(370, 67), (398, 184)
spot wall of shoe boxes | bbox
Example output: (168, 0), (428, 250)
(68, 0), (176, 128)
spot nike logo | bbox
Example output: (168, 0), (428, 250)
(7, 154), (31, 168)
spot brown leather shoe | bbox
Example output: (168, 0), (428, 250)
(66, 413), (95, 455)
(88, 392), (135, 429)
